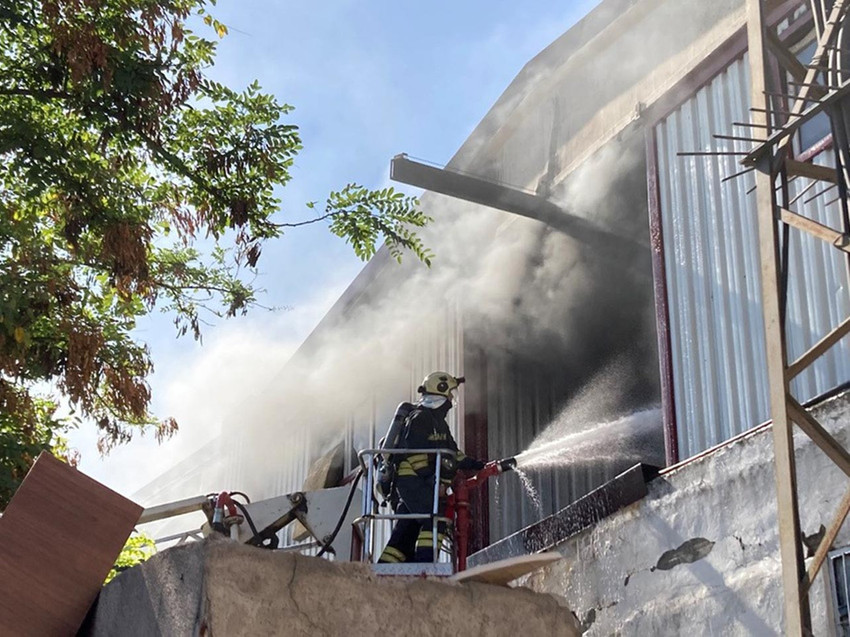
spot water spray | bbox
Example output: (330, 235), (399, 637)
(514, 407), (663, 471)
(503, 407), (663, 521)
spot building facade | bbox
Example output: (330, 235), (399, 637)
(136, 2), (850, 630)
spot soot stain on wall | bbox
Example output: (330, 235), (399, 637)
(652, 537), (715, 572)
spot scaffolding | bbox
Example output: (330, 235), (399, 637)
(744, 0), (850, 632)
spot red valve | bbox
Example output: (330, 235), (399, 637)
(450, 461), (505, 572)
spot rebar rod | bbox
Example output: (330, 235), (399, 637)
(803, 183), (839, 204)
(714, 133), (766, 143)
(677, 151), (751, 156)
(788, 80), (843, 90)
(789, 179), (819, 205)
(733, 121), (772, 129)
(764, 90), (824, 103)
(722, 167), (757, 183)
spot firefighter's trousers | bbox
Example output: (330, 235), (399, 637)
(378, 475), (447, 563)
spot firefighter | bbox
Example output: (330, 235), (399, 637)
(378, 371), (487, 564)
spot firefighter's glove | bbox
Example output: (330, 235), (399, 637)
(439, 483), (449, 498)
(499, 457), (517, 472)
(440, 455), (457, 474)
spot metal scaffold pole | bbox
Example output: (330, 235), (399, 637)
(743, 0), (850, 632)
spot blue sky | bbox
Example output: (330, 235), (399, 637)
(68, 0), (602, 498)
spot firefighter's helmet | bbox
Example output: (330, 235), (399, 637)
(418, 372), (465, 398)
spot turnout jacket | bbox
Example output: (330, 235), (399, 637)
(396, 405), (485, 485)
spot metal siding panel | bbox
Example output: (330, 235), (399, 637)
(786, 151), (850, 401)
(658, 58), (762, 458)
(485, 354), (603, 542)
(656, 53), (850, 459)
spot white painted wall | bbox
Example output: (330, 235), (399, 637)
(520, 390), (850, 636)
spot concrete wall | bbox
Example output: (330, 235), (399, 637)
(519, 390), (850, 635)
(83, 537), (581, 636)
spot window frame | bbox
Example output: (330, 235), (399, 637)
(777, 15), (835, 160)
(829, 545), (850, 635)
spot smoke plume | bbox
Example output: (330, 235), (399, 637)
(133, 120), (662, 509)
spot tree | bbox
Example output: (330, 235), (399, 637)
(0, 391), (79, 506)
(105, 532), (156, 584)
(0, 0), (431, 506)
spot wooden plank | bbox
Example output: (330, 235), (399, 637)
(803, 485), (850, 596)
(744, 0), (850, 167)
(751, 0), (850, 169)
(787, 398), (850, 478)
(783, 0), (847, 120)
(746, 0), (810, 632)
(764, 29), (816, 87)
(0, 452), (142, 637)
(451, 553), (562, 586)
(787, 315), (850, 380)
(785, 159), (837, 184)
(780, 208), (850, 254)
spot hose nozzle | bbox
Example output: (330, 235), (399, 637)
(498, 457), (517, 472)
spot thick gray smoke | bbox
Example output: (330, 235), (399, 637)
(133, 128), (662, 509)
(250, 132), (661, 463)
(458, 135), (659, 411)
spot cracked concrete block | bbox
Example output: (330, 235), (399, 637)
(83, 537), (580, 637)
(80, 541), (206, 637)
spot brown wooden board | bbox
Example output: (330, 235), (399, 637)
(450, 552), (562, 586)
(0, 452), (142, 636)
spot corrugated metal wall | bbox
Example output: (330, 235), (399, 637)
(483, 355), (624, 541)
(655, 53), (850, 459)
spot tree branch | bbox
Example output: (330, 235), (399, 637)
(133, 127), (229, 208)
(153, 280), (235, 295)
(0, 87), (72, 99)
(270, 211), (338, 228)
(0, 83), (228, 212)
